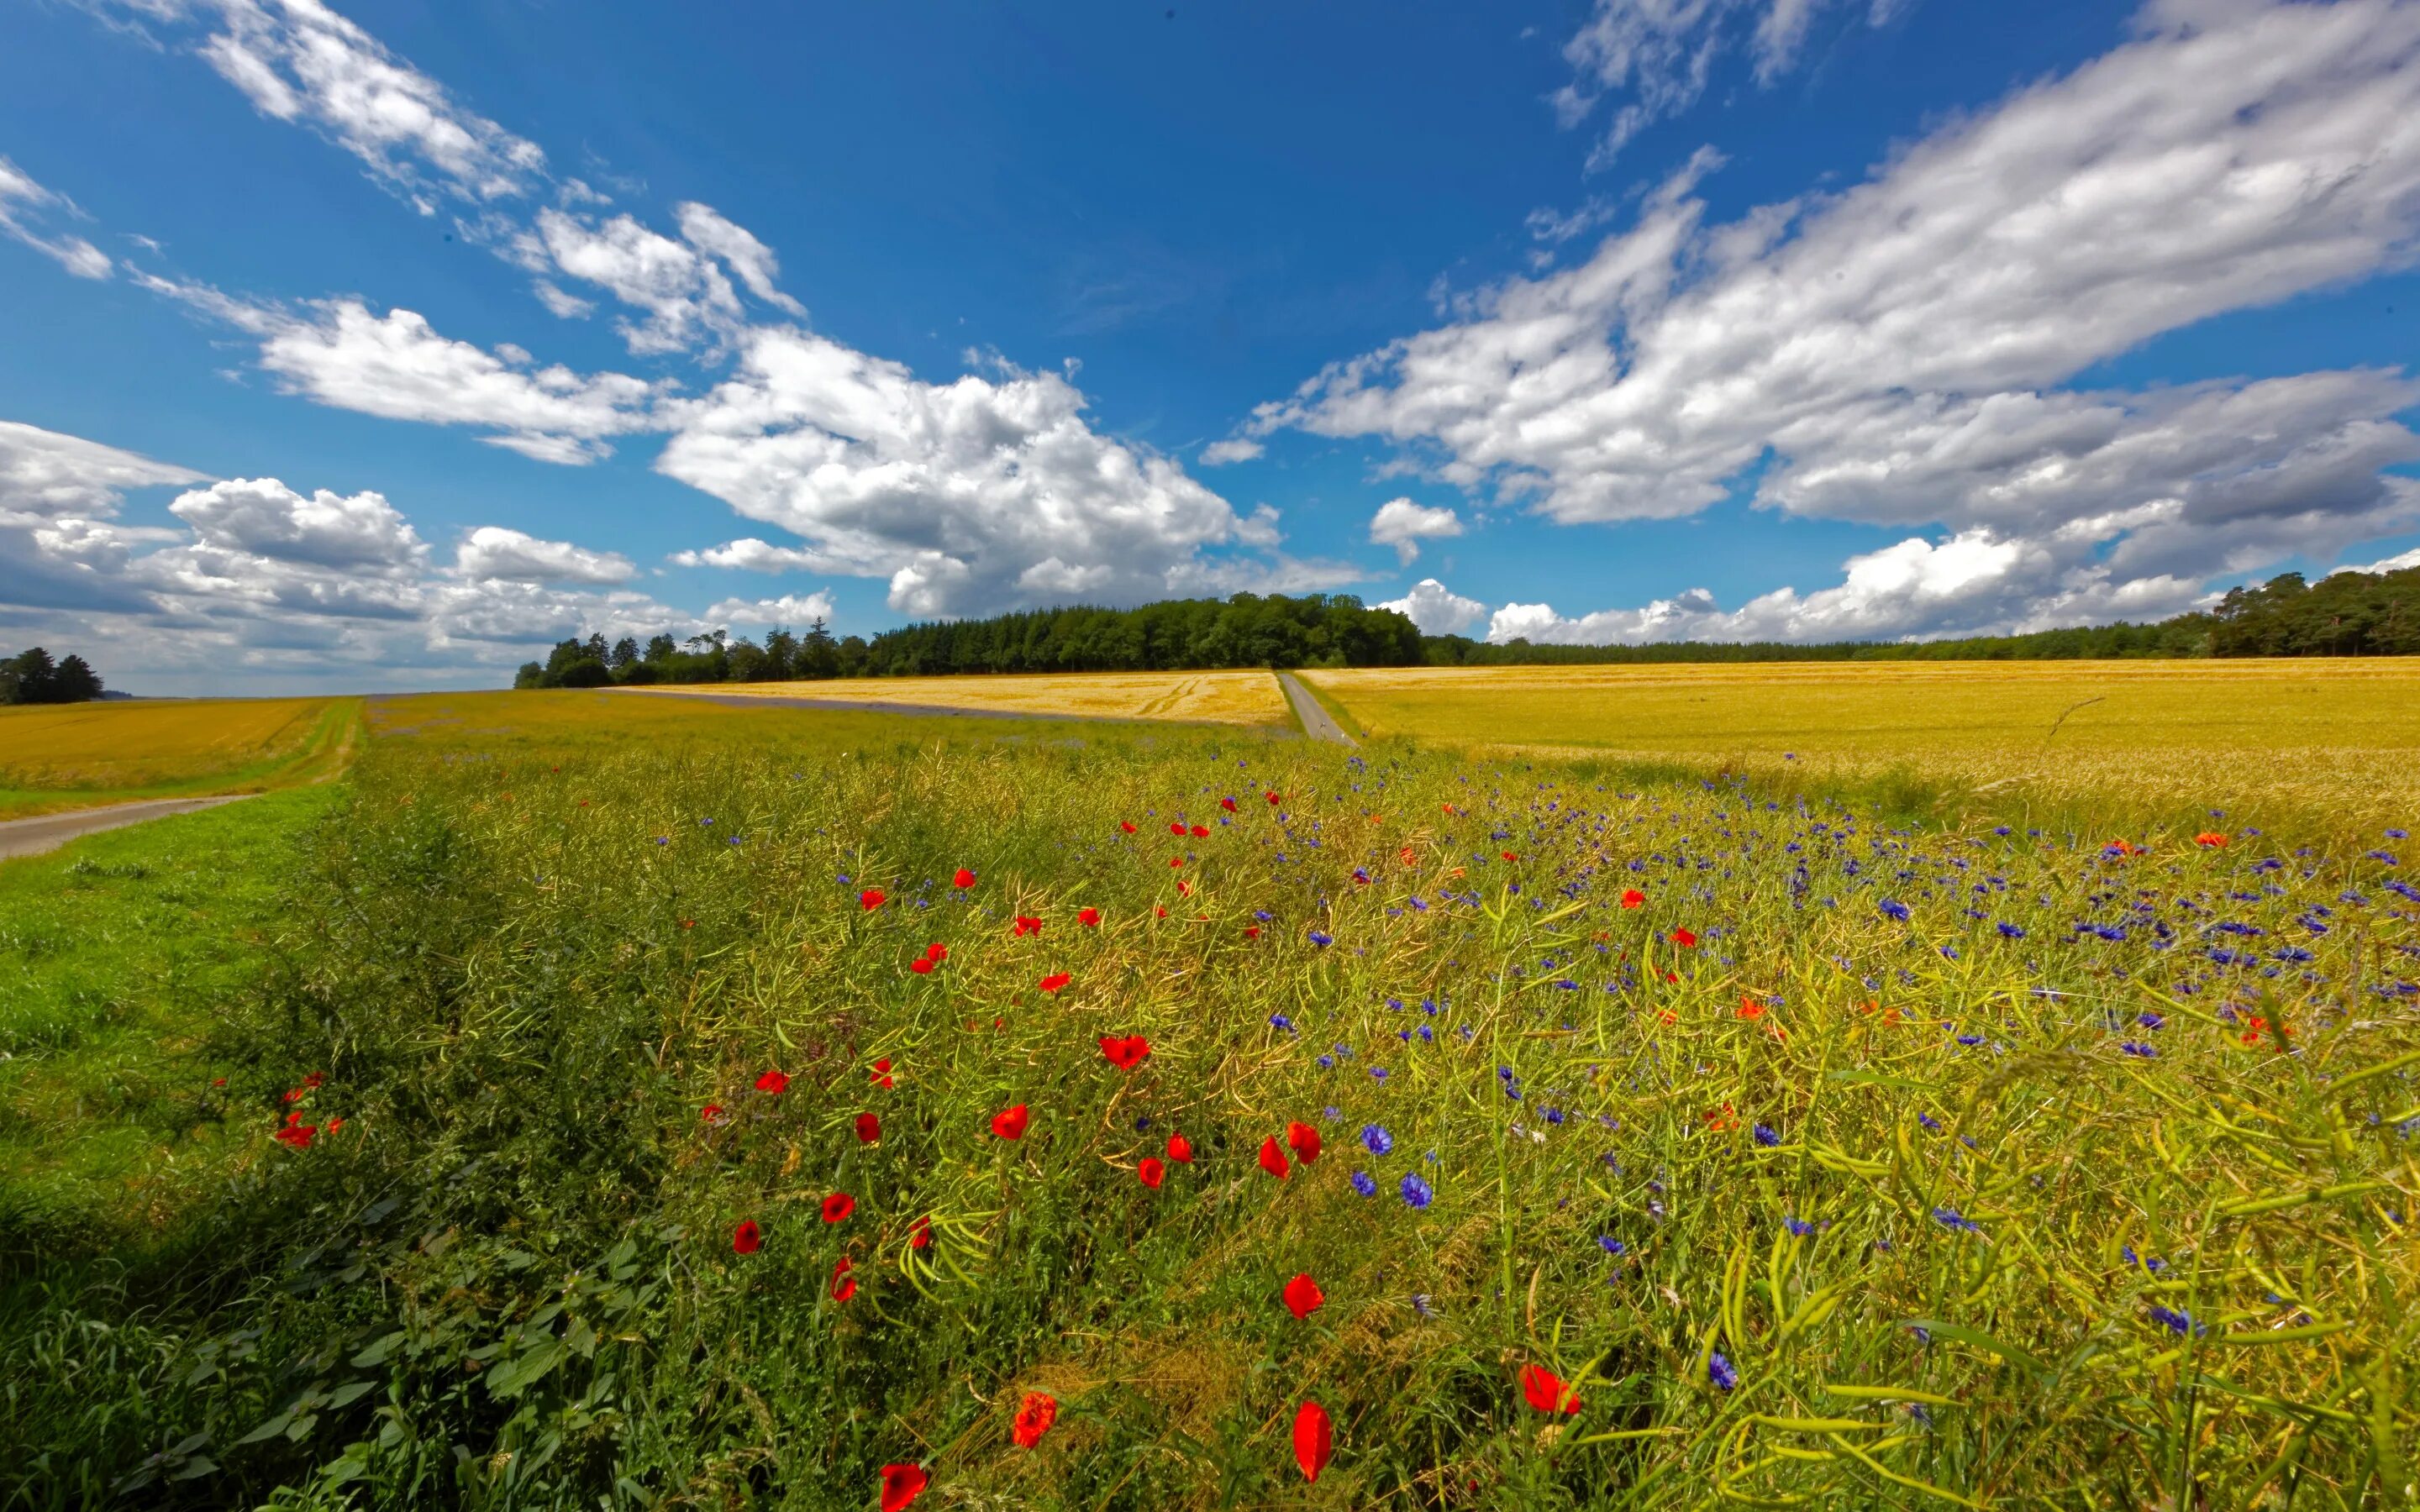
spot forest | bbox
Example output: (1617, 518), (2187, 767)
(510, 565), (2420, 688)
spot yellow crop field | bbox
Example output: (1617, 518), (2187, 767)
(0, 696), (359, 819)
(1302, 659), (2420, 835)
(628, 669), (1293, 726)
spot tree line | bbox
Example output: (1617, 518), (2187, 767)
(2, 647), (106, 704)
(512, 567), (2420, 689)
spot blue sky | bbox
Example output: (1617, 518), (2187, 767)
(3, 0), (2417, 693)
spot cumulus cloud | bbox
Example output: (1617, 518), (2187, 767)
(1367, 497), (1465, 564)
(2337, 544), (2420, 576)
(453, 524), (634, 584)
(0, 156), (113, 279)
(0, 420), (206, 613)
(0, 418), (206, 522)
(656, 328), (1349, 617)
(170, 476), (425, 569)
(1259, 0), (2420, 642)
(1381, 577), (1491, 635)
(1552, 0), (1900, 170)
(707, 591), (837, 627)
(669, 537), (839, 573)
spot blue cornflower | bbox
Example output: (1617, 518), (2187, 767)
(1931, 1206), (1980, 1234)
(1400, 1173), (1434, 1209)
(728, 835), (743, 846)
(2147, 1305), (2204, 1337)
(1307, 930), (1334, 948)
(1350, 1170), (1377, 1197)
(1597, 1236), (1624, 1256)
(2390, 828), (2411, 840)
(1371, 1067), (1390, 1082)
(1323, 1106), (1342, 1121)
(2120, 1041), (2157, 1058)
(654, 836), (669, 845)
(2137, 1011), (2165, 1029)
(1317, 1055), (1334, 1069)
(1708, 1352), (1739, 1391)
(1996, 921), (2026, 939)
(1956, 1033), (1984, 1047)
(1880, 899), (1912, 922)
(1782, 1216), (1816, 1237)
(1753, 1123), (1781, 1147)
(1269, 1013), (1296, 1032)
(1361, 1124), (1394, 1156)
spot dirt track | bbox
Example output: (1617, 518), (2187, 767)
(0, 795), (255, 862)
(1278, 673), (1358, 746)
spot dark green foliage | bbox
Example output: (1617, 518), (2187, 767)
(856, 592), (1424, 675)
(2, 648), (106, 704)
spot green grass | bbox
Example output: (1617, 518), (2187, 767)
(0, 786), (342, 1261)
(0, 698), (360, 820)
(1, 697), (2414, 1509)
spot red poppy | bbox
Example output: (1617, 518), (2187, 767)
(1286, 1121), (1322, 1164)
(855, 1111), (881, 1143)
(860, 888), (886, 910)
(1169, 856), (1184, 869)
(701, 1103), (726, 1125)
(1166, 1133), (1194, 1163)
(680, 919), (696, 930)
(1265, 791), (1281, 805)
(910, 957), (935, 975)
(830, 1256), (857, 1301)
(324, 1116), (345, 1133)
(1190, 824), (1210, 838)
(1736, 997), (1765, 1020)
(1077, 906), (1101, 927)
(1243, 926), (1260, 939)
(756, 1068), (790, 1095)
(1293, 1400), (1331, 1483)
(303, 1071), (325, 1088)
(732, 1219), (761, 1254)
(1120, 821), (1137, 833)
(953, 868), (976, 888)
(821, 1192), (855, 1224)
(1621, 889), (1646, 908)
(1521, 1363), (1581, 1415)
(1013, 915), (1042, 937)
(1039, 973), (1071, 994)
(1670, 927), (1698, 948)
(992, 1104), (1030, 1139)
(282, 1087), (306, 1105)
(2195, 831), (2229, 848)
(1011, 1390), (1059, 1448)
(1221, 796), (1238, 811)
(1155, 906), (1168, 918)
(1139, 1156), (1165, 1188)
(926, 942), (948, 962)
(870, 1057), (895, 1090)
(1281, 1273), (1324, 1320)
(1098, 1034), (1151, 1069)
(909, 1215), (932, 1249)
(1170, 822), (1187, 836)
(1258, 1136), (1291, 1179)
(274, 1123), (317, 1148)
(1501, 850), (1517, 862)
(879, 1463), (928, 1512)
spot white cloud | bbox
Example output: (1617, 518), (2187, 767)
(181, 0), (546, 206)
(707, 591), (837, 627)
(1367, 497), (1465, 564)
(1381, 577), (1491, 635)
(675, 202), (805, 316)
(656, 328), (1348, 617)
(1262, 0), (2420, 640)
(670, 537), (839, 572)
(1199, 437), (1265, 465)
(170, 476), (425, 569)
(137, 276), (663, 462)
(2335, 544), (2420, 576)
(0, 156), (113, 279)
(1551, 0), (1895, 170)
(453, 524), (634, 584)
(527, 208), (744, 354)
(0, 417), (207, 522)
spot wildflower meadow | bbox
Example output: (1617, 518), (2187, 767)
(3, 690), (2417, 1509)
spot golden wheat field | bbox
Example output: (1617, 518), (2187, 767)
(0, 696), (360, 819)
(1301, 659), (2420, 836)
(630, 669), (1293, 726)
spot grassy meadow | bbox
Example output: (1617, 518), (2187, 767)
(0, 697), (360, 819)
(1302, 661), (2420, 843)
(0, 683), (2414, 1509)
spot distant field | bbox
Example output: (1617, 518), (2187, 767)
(629, 669), (1293, 726)
(0, 697), (359, 819)
(1303, 659), (2420, 836)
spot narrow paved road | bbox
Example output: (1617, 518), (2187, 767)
(0, 794), (255, 863)
(1278, 673), (1358, 747)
